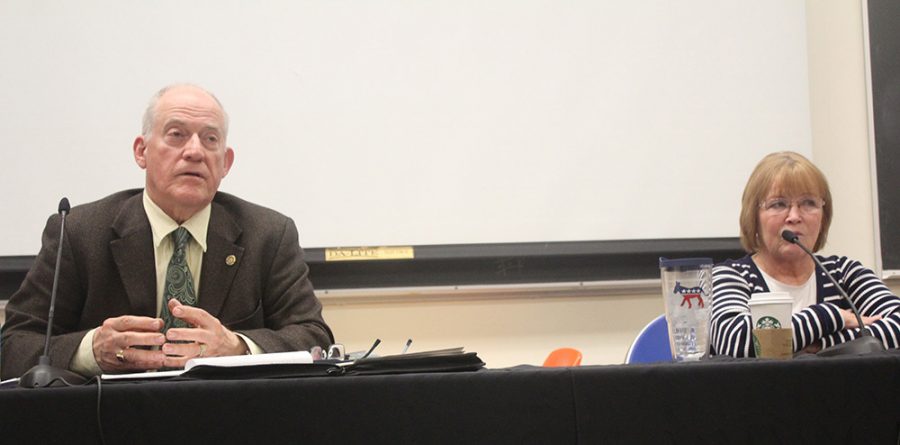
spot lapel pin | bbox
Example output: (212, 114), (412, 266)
(225, 254), (237, 266)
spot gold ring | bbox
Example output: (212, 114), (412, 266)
(115, 349), (126, 363)
(198, 343), (207, 357)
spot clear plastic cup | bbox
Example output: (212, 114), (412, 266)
(659, 257), (713, 361)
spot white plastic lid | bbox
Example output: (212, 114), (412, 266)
(748, 291), (792, 305)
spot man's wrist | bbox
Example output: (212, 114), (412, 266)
(236, 337), (251, 355)
(234, 333), (264, 355)
(71, 328), (103, 376)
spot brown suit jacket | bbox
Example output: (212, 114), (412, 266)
(1, 189), (333, 379)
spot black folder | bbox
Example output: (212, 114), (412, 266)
(179, 348), (485, 380)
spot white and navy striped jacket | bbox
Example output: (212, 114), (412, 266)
(710, 255), (900, 357)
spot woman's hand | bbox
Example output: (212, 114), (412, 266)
(802, 341), (822, 354)
(839, 308), (882, 329)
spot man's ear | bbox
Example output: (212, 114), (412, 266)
(222, 147), (235, 177)
(133, 136), (148, 169)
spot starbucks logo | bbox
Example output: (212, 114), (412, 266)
(756, 316), (782, 329)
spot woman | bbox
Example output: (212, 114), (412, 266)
(710, 151), (900, 357)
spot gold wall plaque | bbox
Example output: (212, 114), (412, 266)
(325, 246), (415, 262)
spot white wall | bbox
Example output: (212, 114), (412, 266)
(321, 0), (894, 367)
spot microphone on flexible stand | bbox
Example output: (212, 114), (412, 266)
(19, 198), (87, 388)
(780, 229), (885, 356)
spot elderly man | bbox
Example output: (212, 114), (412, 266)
(1, 84), (333, 378)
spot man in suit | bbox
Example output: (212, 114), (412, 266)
(1, 84), (333, 379)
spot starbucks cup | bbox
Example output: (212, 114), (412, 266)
(748, 292), (793, 359)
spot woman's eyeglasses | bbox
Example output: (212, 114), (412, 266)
(760, 196), (825, 215)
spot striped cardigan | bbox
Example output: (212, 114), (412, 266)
(710, 254), (900, 357)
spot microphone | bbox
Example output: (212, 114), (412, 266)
(780, 229), (885, 356)
(19, 198), (87, 388)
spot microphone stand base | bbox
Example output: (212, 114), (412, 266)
(817, 335), (885, 357)
(18, 358), (87, 388)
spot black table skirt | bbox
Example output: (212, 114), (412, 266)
(2, 352), (899, 444)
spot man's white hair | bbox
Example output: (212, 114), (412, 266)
(141, 83), (230, 139)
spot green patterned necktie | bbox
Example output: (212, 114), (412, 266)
(160, 227), (197, 334)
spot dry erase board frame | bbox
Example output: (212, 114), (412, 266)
(866, 0), (900, 275)
(0, 238), (743, 296)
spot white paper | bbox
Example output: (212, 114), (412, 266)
(100, 350), (314, 381)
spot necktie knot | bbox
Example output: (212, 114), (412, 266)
(173, 227), (191, 251)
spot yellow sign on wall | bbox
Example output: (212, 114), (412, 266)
(325, 246), (415, 262)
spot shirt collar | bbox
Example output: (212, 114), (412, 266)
(143, 191), (210, 252)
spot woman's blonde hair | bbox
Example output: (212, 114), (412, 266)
(739, 151), (832, 253)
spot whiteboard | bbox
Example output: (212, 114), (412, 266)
(0, 0), (811, 256)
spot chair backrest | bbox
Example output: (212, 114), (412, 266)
(624, 315), (673, 364)
(543, 347), (583, 367)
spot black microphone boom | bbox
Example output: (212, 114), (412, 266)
(19, 198), (87, 388)
(780, 229), (885, 356)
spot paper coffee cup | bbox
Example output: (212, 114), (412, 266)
(749, 292), (793, 359)
(749, 292), (792, 329)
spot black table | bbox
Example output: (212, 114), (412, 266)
(2, 352), (899, 444)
